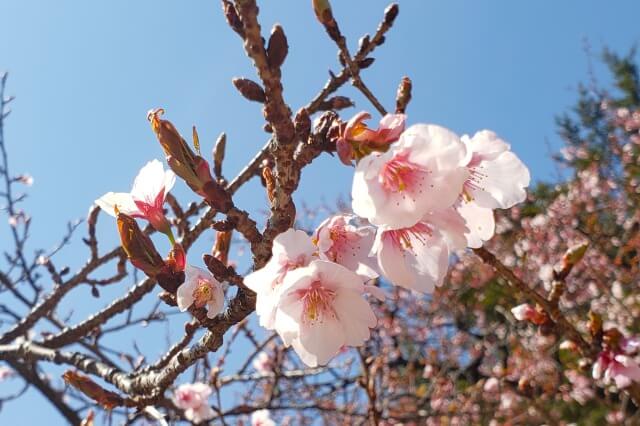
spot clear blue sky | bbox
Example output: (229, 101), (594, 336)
(1, 0), (639, 424)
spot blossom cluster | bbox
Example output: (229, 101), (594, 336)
(246, 112), (530, 366)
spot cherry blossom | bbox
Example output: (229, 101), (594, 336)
(313, 213), (378, 280)
(593, 336), (640, 389)
(0, 366), (14, 381)
(336, 111), (406, 165)
(251, 409), (276, 426)
(371, 210), (467, 292)
(173, 382), (215, 423)
(176, 265), (225, 319)
(245, 229), (317, 329)
(483, 377), (500, 393)
(352, 124), (469, 228)
(252, 351), (273, 374)
(95, 159), (176, 239)
(273, 260), (377, 367)
(510, 304), (548, 325)
(457, 130), (530, 248)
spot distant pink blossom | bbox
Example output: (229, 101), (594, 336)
(510, 304), (547, 325)
(252, 351), (273, 374)
(593, 343), (640, 389)
(251, 409), (276, 426)
(483, 377), (500, 393)
(173, 382), (215, 423)
(0, 366), (14, 381)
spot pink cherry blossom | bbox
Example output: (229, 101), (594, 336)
(251, 409), (276, 426)
(352, 124), (469, 228)
(336, 111), (406, 165)
(461, 130), (530, 209)
(245, 229), (317, 329)
(511, 304), (535, 321)
(593, 347), (640, 389)
(456, 199), (496, 249)
(173, 382), (215, 423)
(510, 303), (547, 325)
(370, 210), (467, 293)
(273, 260), (377, 367)
(176, 265), (225, 319)
(483, 377), (500, 393)
(314, 214), (378, 280)
(95, 159), (176, 238)
(0, 366), (14, 381)
(252, 351), (273, 374)
(456, 131), (530, 247)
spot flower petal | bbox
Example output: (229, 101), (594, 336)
(131, 159), (168, 205)
(95, 192), (141, 217)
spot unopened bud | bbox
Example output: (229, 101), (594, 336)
(213, 230), (232, 266)
(588, 311), (603, 341)
(62, 371), (125, 410)
(116, 211), (164, 277)
(561, 242), (588, 273)
(149, 109), (231, 210)
(318, 96), (354, 112)
(203, 253), (232, 281)
(267, 25), (289, 70)
(383, 3), (400, 27)
(311, 0), (340, 42)
(312, 0), (333, 25)
(222, 0), (244, 37)
(358, 57), (375, 69)
(395, 76), (413, 114)
(262, 166), (276, 203)
(213, 133), (227, 179)
(603, 328), (623, 350)
(232, 78), (266, 103)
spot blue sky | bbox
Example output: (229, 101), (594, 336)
(1, 0), (639, 424)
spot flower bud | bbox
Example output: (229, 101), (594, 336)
(156, 242), (186, 294)
(62, 371), (125, 410)
(588, 311), (603, 341)
(311, 0), (340, 42)
(213, 230), (232, 266)
(166, 242), (186, 272)
(148, 109), (233, 211)
(116, 211), (164, 277)
(267, 24), (289, 70)
(558, 242), (588, 278)
(312, 0), (333, 25)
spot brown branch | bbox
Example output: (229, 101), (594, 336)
(473, 247), (594, 357)
(8, 359), (81, 425)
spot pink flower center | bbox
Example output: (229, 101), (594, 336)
(380, 152), (426, 193)
(386, 222), (432, 252)
(326, 225), (358, 261)
(297, 281), (336, 323)
(463, 157), (488, 199)
(177, 392), (192, 403)
(192, 278), (216, 308)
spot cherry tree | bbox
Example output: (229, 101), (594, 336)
(1, 1), (639, 425)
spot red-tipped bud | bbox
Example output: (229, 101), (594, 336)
(116, 211), (164, 277)
(62, 371), (125, 410)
